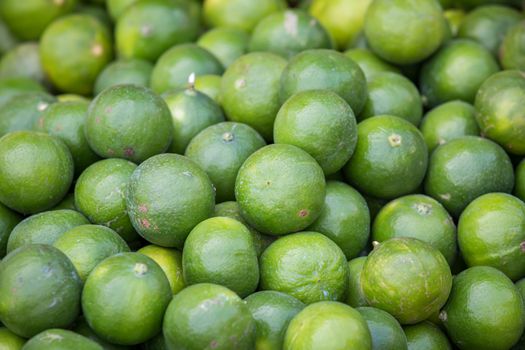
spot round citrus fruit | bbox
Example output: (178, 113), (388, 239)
(419, 100), (479, 153)
(458, 193), (525, 281)
(260, 232), (348, 304)
(420, 39), (499, 108)
(0, 131), (73, 214)
(359, 72), (422, 125)
(183, 217), (259, 297)
(22, 329), (102, 350)
(162, 85), (225, 154)
(404, 321), (452, 350)
(82, 252), (172, 345)
(163, 283), (256, 349)
(344, 115), (428, 199)
(0, 203), (20, 258)
(94, 59), (153, 96)
(424, 136), (514, 217)
(283, 301), (372, 350)
(0, 43), (47, 86)
(137, 245), (185, 295)
(372, 194), (457, 265)
(274, 90), (357, 175)
(35, 100), (100, 175)
(308, 181), (370, 260)
(53, 224), (130, 282)
(364, 0), (447, 65)
(249, 9), (332, 58)
(362, 237), (452, 325)
(441, 266), (525, 350)
(197, 27), (249, 68)
(125, 153), (215, 248)
(346, 256), (368, 308)
(75, 158), (138, 242)
(0, 327), (25, 350)
(280, 49), (367, 115)
(245, 291), (305, 350)
(235, 144), (325, 235)
(40, 14), (112, 95)
(150, 44), (224, 94)
(344, 48), (401, 81)
(115, 0), (199, 62)
(501, 21), (525, 71)
(85, 84), (173, 162)
(0, 77), (46, 107)
(220, 52), (287, 141)
(0, 244), (81, 337)
(475, 70), (525, 155)
(185, 121), (266, 202)
(357, 306), (408, 350)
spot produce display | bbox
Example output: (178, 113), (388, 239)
(0, 0), (524, 349)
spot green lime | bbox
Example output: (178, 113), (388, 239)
(35, 100), (100, 175)
(260, 232), (348, 304)
(0, 78), (46, 107)
(308, 181), (370, 260)
(107, 0), (137, 19)
(75, 159), (138, 242)
(203, 0), (285, 32)
(419, 100), (479, 153)
(0, 0), (77, 40)
(137, 245), (185, 294)
(516, 160), (525, 202)
(501, 22), (525, 71)
(444, 9), (466, 36)
(284, 301), (371, 350)
(0, 203), (20, 258)
(0, 92), (56, 137)
(457, 5), (523, 56)
(280, 49), (367, 115)
(357, 306), (408, 350)
(40, 14), (112, 95)
(115, 0), (199, 62)
(475, 70), (525, 155)
(517, 278), (525, 300)
(53, 224), (130, 282)
(94, 59), (153, 96)
(220, 52), (287, 141)
(344, 49), (400, 81)
(73, 317), (130, 350)
(235, 144), (326, 235)
(6, 209), (88, 253)
(186, 122), (266, 202)
(163, 283), (256, 350)
(76, 3), (113, 29)
(346, 256), (368, 307)
(150, 44), (224, 94)
(441, 266), (525, 350)
(0, 245), (81, 338)
(359, 72), (422, 125)
(404, 321), (452, 350)
(362, 238), (452, 325)
(372, 194), (457, 265)
(364, 0), (447, 65)
(420, 39), (499, 108)
(213, 201), (275, 257)
(424, 136), (514, 217)
(162, 85), (225, 154)
(0, 327), (25, 350)
(57, 93), (91, 103)
(245, 291), (305, 350)
(0, 131), (74, 214)
(125, 153), (215, 248)
(85, 84), (173, 162)
(182, 217), (259, 297)
(344, 115), (428, 199)
(197, 27), (249, 68)
(23, 329), (102, 350)
(274, 90), (357, 175)
(249, 9), (332, 58)
(194, 74), (222, 102)
(309, 0), (372, 50)
(458, 193), (525, 281)
(82, 252), (172, 345)
(0, 43), (47, 86)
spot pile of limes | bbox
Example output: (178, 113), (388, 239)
(0, 0), (524, 349)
